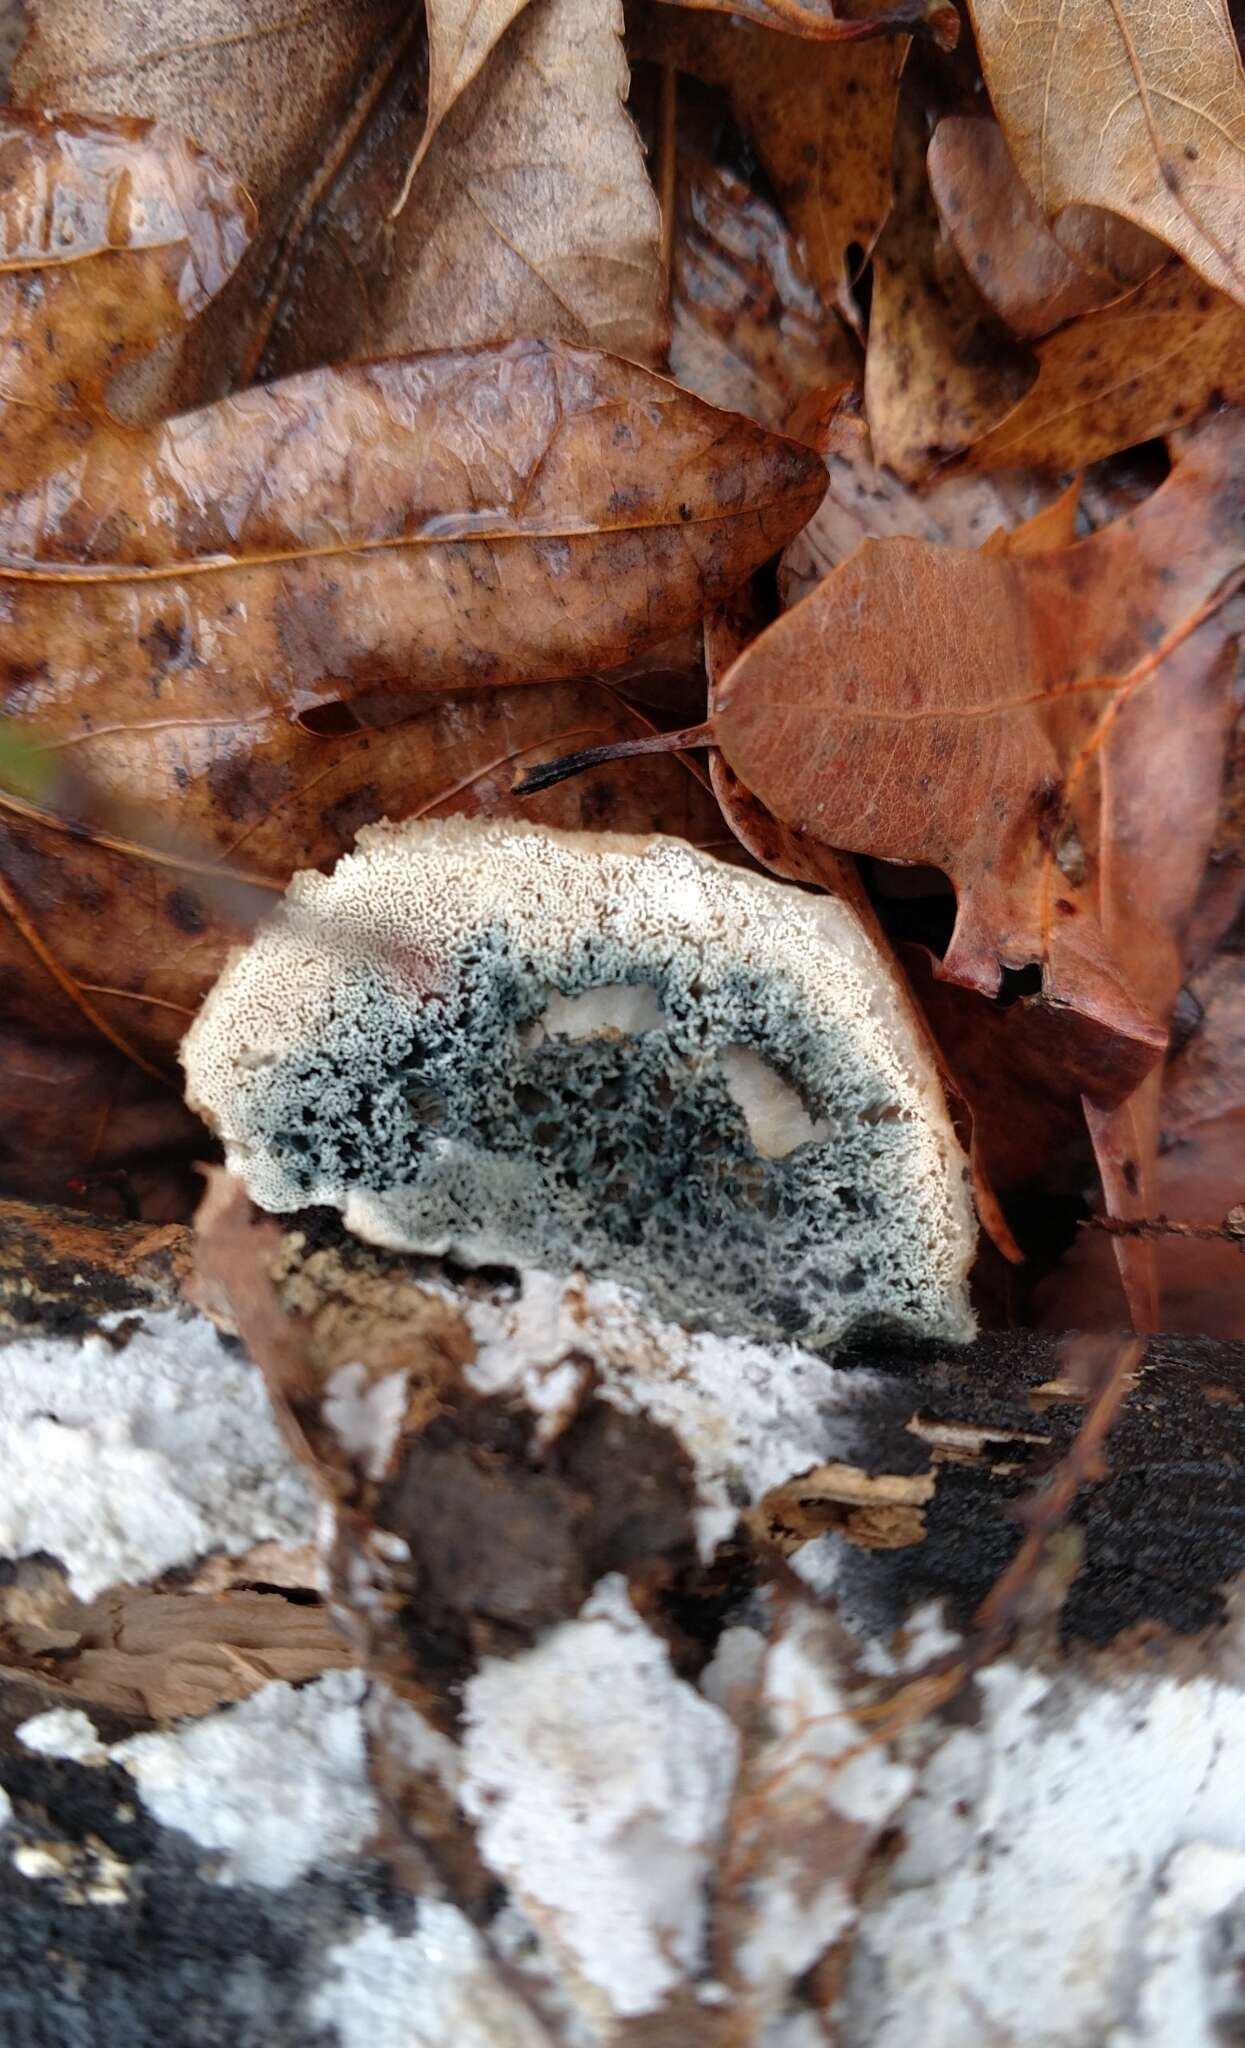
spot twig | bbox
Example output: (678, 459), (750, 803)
(1082, 1208), (1245, 1248)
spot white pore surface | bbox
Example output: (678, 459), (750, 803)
(183, 819), (975, 1346)
(460, 1268), (887, 1555)
(107, 1671), (377, 1888)
(842, 1659), (1245, 2048)
(0, 1307), (315, 1598)
(309, 1904), (552, 2048)
(459, 1574), (740, 2020)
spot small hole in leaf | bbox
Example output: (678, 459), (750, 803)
(995, 962), (1043, 1008)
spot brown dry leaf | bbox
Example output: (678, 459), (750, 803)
(631, 0), (906, 319)
(257, 0), (665, 376)
(12, 0), (404, 406)
(0, 114), (820, 713)
(966, 0), (1245, 308)
(963, 263), (1245, 475)
(865, 92), (1036, 479)
(927, 116), (1164, 340)
(713, 412), (1245, 1101)
(661, 0), (957, 40)
(1040, 956), (1245, 1337)
(669, 152), (858, 430)
(15, 0), (665, 390)
(394, 0), (533, 206)
(780, 386), (1058, 607)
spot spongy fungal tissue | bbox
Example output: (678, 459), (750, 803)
(185, 820), (975, 1348)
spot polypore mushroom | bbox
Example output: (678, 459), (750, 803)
(183, 820), (975, 1347)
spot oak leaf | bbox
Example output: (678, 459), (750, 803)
(967, 0), (1245, 308)
(713, 413), (1245, 1099)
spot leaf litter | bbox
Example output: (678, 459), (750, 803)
(2, 0), (1245, 2030)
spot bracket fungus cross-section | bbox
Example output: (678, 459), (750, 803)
(183, 821), (975, 1347)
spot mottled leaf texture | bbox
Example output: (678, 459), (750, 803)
(964, 262), (1245, 475)
(632, 1), (905, 318)
(668, 154), (858, 430)
(11, 0), (400, 405)
(714, 413), (1245, 1099)
(14, 0), (665, 388)
(780, 387), (1056, 608)
(864, 92), (1035, 479)
(967, 0), (1245, 308)
(0, 114), (820, 712)
(927, 116), (1163, 339)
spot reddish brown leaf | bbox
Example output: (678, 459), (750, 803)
(927, 116), (1163, 340)
(1040, 957), (1245, 1337)
(780, 386), (1058, 608)
(713, 412), (1245, 1100)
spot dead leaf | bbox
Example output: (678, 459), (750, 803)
(865, 91), (1036, 478)
(927, 116), (1163, 340)
(12, 0), (403, 406)
(662, 0), (958, 44)
(257, 0), (666, 377)
(631, 0), (907, 319)
(780, 385), (1057, 608)
(963, 263), (1245, 475)
(0, 121), (818, 714)
(966, 0), (1245, 308)
(15, 0), (666, 390)
(393, 0), (532, 208)
(1040, 956), (1245, 1337)
(669, 151), (858, 430)
(713, 411), (1245, 1100)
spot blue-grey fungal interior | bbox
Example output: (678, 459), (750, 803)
(185, 822), (975, 1349)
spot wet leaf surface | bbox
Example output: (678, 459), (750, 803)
(714, 414), (1245, 1099)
